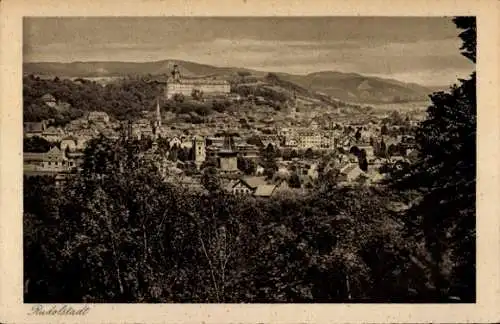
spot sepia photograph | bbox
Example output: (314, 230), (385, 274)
(20, 15), (478, 305)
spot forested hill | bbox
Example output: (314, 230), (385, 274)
(24, 60), (433, 104)
(23, 72), (368, 124)
(23, 75), (160, 122)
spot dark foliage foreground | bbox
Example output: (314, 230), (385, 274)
(22, 158), (463, 303)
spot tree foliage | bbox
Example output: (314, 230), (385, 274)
(391, 17), (476, 301)
(24, 140), (417, 302)
(23, 75), (161, 122)
(24, 136), (52, 153)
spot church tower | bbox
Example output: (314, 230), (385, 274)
(155, 97), (161, 130)
(151, 97), (162, 151)
(193, 135), (206, 166)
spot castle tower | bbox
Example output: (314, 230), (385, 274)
(171, 64), (181, 82)
(193, 135), (206, 166)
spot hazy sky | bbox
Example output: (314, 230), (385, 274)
(23, 17), (474, 86)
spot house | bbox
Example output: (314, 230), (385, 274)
(55, 101), (71, 112)
(406, 149), (420, 163)
(307, 163), (319, 180)
(273, 179), (290, 193)
(41, 126), (64, 142)
(309, 120), (319, 130)
(87, 111), (110, 123)
(236, 143), (259, 159)
(255, 164), (265, 176)
(339, 135), (357, 150)
(339, 163), (365, 183)
(368, 156), (385, 169)
(366, 169), (387, 184)
(226, 176), (272, 196)
(180, 136), (193, 149)
(60, 136), (78, 152)
(320, 135), (335, 149)
(254, 184), (277, 198)
(297, 131), (321, 149)
(24, 121), (47, 137)
(41, 93), (57, 108)
(260, 135), (280, 149)
(284, 137), (298, 148)
(275, 165), (291, 179)
(66, 151), (85, 170)
(169, 137), (182, 148)
(229, 179), (255, 195)
(24, 146), (75, 173)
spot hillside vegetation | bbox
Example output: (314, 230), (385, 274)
(24, 59), (432, 104)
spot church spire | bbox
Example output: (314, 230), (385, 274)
(156, 97), (161, 128)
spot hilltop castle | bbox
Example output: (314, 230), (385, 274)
(164, 64), (231, 99)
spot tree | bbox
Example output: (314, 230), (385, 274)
(24, 136), (51, 153)
(381, 124), (389, 135)
(304, 148), (314, 160)
(349, 146), (361, 158)
(392, 17), (476, 302)
(358, 149), (368, 172)
(355, 128), (362, 142)
(172, 93), (185, 103)
(389, 111), (404, 126)
(191, 89), (204, 101)
(387, 144), (397, 157)
(237, 157), (256, 175)
(288, 173), (301, 189)
(168, 147), (178, 161)
(201, 167), (221, 193)
(178, 147), (190, 162)
(379, 139), (387, 158)
(237, 71), (251, 78)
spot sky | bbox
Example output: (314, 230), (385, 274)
(23, 17), (475, 86)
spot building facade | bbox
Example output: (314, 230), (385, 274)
(165, 78), (231, 99)
(164, 65), (230, 99)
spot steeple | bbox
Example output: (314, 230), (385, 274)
(155, 97), (161, 128)
(150, 97), (162, 151)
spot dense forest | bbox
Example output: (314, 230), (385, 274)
(23, 17), (476, 303)
(23, 75), (161, 123)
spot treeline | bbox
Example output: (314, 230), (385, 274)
(23, 75), (161, 122)
(23, 75), (239, 126)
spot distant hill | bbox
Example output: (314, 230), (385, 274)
(24, 60), (433, 104)
(276, 71), (433, 104)
(24, 60), (256, 79)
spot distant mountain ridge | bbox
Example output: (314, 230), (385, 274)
(24, 59), (436, 104)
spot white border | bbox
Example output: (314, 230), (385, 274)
(1, 0), (499, 323)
